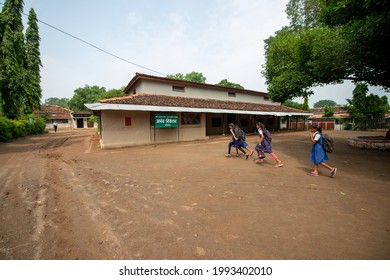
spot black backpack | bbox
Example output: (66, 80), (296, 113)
(322, 133), (334, 153)
(264, 129), (272, 144)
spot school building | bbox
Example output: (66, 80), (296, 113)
(86, 73), (312, 148)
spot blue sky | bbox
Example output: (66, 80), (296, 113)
(15, 0), (389, 106)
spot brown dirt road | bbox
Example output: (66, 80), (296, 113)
(0, 129), (389, 260)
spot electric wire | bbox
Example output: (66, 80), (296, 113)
(0, 2), (166, 76)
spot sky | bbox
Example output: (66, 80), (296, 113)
(13, 0), (389, 107)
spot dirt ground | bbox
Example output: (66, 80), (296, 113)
(0, 128), (389, 260)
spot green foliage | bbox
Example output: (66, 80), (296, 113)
(0, 117), (13, 141)
(286, 0), (320, 30)
(346, 83), (389, 122)
(314, 99), (337, 108)
(24, 8), (42, 113)
(0, 1), (42, 119)
(67, 85), (125, 111)
(97, 88), (125, 100)
(68, 85), (107, 111)
(44, 97), (70, 108)
(216, 79), (244, 89)
(323, 106), (335, 117)
(263, 0), (390, 103)
(282, 100), (306, 110)
(167, 71), (206, 83)
(0, 116), (46, 141)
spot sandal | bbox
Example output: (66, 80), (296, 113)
(308, 171), (319, 176)
(275, 163), (283, 167)
(225, 154), (231, 158)
(255, 159), (264, 163)
(331, 168), (337, 177)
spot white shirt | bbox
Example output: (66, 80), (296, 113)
(313, 131), (321, 142)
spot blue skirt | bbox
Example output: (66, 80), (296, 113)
(310, 143), (328, 164)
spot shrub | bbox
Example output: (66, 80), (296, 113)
(0, 117), (46, 142)
(0, 117), (13, 141)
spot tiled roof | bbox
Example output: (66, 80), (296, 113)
(99, 94), (308, 114)
(35, 105), (71, 120)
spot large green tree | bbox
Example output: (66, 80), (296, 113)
(25, 8), (42, 113)
(68, 85), (107, 111)
(0, 0), (27, 119)
(263, 0), (390, 103)
(68, 85), (125, 111)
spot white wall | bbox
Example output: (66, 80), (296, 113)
(136, 80), (276, 104)
(100, 111), (208, 148)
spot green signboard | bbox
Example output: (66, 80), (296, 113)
(154, 114), (179, 128)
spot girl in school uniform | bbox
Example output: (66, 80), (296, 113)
(225, 123), (253, 159)
(254, 122), (283, 167)
(309, 124), (337, 177)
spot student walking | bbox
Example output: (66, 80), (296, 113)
(225, 123), (253, 159)
(254, 122), (283, 167)
(53, 121), (58, 132)
(309, 124), (337, 177)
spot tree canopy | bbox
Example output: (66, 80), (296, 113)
(67, 85), (125, 111)
(167, 72), (244, 89)
(216, 79), (244, 89)
(44, 97), (70, 108)
(263, 0), (390, 103)
(167, 71), (207, 83)
(313, 99), (337, 108)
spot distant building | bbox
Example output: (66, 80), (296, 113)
(35, 105), (96, 129)
(35, 105), (72, 129)
(72, 111), (95, 128)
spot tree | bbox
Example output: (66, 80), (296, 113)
(0, 0), (28, 119)
(67, 85), (125, 111)
(346, 83), (389, 123)
(282, 100), (303, 110)
(323, 106), (334, 117)
(263, 0), (390, 103)
(25, 8), (42, 113)
(44, 97), (69, 108)
(286, 0), (320, 30)
(314, 100), (337, 108)
(68, 85), (107, 111)
(167, 71), (206, 83)
(216, 79), (244, 89)
(97, 88), (125, 100)
(282, 99), (309, 110)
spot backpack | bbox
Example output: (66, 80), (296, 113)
(264, 129), (272, 144)
(240, 130), (246, 141)
(321, 133), (334, 153)
(236, 129), (245, 141)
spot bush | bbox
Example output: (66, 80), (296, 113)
(0, 117), (46, 142)
(0, 117), (13, 141)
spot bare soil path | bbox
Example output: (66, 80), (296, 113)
(0, 129), (389, 259)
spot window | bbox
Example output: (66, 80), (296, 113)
(181, 113), (201, 125)
(172, 85), (185, 92)
(125, 117), (132, 126)
(228, 92), (236, 97)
